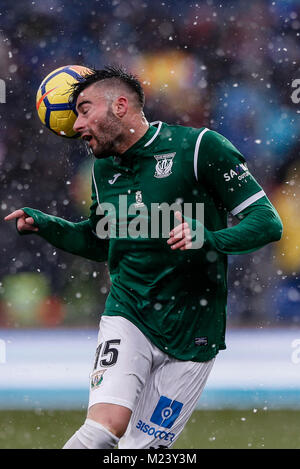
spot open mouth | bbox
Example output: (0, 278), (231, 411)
(81, 134), (94, 148)
(82, 134), (92, 143)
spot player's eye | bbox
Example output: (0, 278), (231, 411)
(79, 105), (90, 116)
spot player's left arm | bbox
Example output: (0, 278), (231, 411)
(202, 196), (283, 255)
(168, 129), (283, 253)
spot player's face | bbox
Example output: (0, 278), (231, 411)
(74, 84), (122, 158)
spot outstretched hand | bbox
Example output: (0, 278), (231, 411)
(4, 209), (38, 233)
(167, 211), (192, 251)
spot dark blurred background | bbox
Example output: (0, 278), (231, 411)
(1, 0), (300, 329)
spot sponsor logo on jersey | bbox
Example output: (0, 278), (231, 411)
(136, 420), (176, 443)
(150, 395), (183, 428)
(108, 173), (122, 185)
(223, 163), (250, 182)
(90, 369), (106, 390)
(154, 153), (175, 178)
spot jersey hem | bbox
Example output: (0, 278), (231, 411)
(102, 310), (225, 362)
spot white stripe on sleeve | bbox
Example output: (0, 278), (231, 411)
(231, 190), (266, 216)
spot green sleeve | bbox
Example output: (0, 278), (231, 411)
(191, 129), (283, 253)
(197, 130), (265, 214)
(19, 169), (109, 262)
(203, 196), (283, 255)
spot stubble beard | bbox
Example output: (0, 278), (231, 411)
(93, 108), (123, 159)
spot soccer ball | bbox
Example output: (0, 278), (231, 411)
(36, 65), (92, 138)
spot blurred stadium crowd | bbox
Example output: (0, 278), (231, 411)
(0, 0), (300, 328)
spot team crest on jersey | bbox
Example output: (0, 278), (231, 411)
(134, 190), (145, 208)
(90, 369), (106, 390)
(154, 153), (175, 178)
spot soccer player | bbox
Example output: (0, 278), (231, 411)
(4, 66), (283, 449)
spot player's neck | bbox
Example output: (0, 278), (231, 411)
(115, 114), (149, 155)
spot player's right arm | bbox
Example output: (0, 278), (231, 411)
(4, 175), (109, 262)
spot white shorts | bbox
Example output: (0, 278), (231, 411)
(88, 315), (215, 449)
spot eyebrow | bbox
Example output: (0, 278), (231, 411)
(77, 100), (92, 111)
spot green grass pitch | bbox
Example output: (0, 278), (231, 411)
(0, 409), (299, 449)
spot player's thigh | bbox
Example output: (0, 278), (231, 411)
(119, 356), (215, 449)
(88, 315), (152, 412)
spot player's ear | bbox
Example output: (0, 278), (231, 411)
(112, 96), (128, 118)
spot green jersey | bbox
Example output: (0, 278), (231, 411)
(88, 121), (267, 361)
(22, 121), (282, 362)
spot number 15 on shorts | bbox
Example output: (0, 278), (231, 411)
(93, 339), (121, 369)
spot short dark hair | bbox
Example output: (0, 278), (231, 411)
(70, 65), (145, 108)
